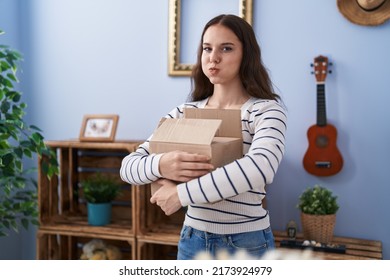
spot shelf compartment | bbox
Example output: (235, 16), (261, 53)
(38, 141), (140, 234)
(136, 236), (179, 260)
(37, 229), (135, 260)
(135, 184), (185, 237)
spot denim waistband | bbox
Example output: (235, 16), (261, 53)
(183, 225), (272, 239)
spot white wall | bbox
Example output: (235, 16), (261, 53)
(1, 0), (389, 259)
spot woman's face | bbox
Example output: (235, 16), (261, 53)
(201, 24), (243, 86)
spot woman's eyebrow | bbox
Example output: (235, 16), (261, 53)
(221, 42), (235, 46)
(202, 42), (235, 46)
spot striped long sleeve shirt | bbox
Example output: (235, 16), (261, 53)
(120, 97), (287, 234)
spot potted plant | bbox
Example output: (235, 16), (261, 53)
(80, 173), (122, 226)
(0, 29), (58, 236)
(297, 184), (339, 243)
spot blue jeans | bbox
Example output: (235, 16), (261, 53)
(177, 225), (275, 260)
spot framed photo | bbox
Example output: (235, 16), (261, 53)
(79, 114), (119, 142)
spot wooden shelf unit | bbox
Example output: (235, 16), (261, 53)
(37, 140), (141, 260)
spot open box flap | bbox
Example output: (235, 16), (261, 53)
(151, 118), (222, 145)
(184, 108), (242, 138)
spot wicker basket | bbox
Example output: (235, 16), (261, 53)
(300, 212), (336, 243)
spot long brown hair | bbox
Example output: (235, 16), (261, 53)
(189, 14), (280, 102)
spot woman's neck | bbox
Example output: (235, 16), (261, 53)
(206, 84), (249, 109)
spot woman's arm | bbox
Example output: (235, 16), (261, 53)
(120, 103), (213, 186)
(176, 100), (287, 206)
(120, 140), (162, 185)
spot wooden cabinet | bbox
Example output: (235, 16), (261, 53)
(36, 140), (141, 260)
(36, 139), (184, 260)
(36, 140), (382, 260)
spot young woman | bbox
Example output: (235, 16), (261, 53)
(120, 14), (287, 260)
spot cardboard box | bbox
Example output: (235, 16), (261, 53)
(149, 108), (242, 195)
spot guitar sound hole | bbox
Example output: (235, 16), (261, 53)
(316, 135), (329, 147)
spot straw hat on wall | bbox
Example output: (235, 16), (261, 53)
(337, 0), (390, 26)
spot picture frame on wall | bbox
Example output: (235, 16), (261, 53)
(79, 114), (119, 142)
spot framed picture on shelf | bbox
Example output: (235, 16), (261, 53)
(79, 114), (119, 142)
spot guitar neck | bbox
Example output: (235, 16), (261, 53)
(317, 83), (327, 126)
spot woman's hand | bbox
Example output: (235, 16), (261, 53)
(150, 179), (182, 215)
(159, 151), (214, 182)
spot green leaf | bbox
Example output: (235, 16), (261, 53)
(11, 106), (24, 119)
(0, 148), (12, 156)
(7, 72), (18, 82)
(21, 218), (29, 230)
(8, 49), (22, 60)
(41, 161), (49, 175)
(19, 102), (27, 109)
(13, 202), (21, 211)
(0, 60), (11, 71)
(31, 132), (44, 144)
(11, 91), (21, 102)
(15, 160), (22, 172)
(20, 140), (32, 147)
(14, 147), (23, 158)
(2, 153), (14, 165)
(0, 100), (10, 113)
(23, 148), (32, 158)
(1, 76), (13, 88)
(10, 220), (18, 233)
(3, 220), (10, 229)
(30, 125), (42, 132)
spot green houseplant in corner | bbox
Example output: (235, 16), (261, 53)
(80, 173), (122, 226)
(297, 184), (339, 243)
(0, 29), (58, 236)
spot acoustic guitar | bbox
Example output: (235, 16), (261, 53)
(303, 55), (343, 176)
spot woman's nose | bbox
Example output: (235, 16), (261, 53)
(210, 51), (220, 63)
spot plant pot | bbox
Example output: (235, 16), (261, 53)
(300, 212), (336, 243)
(87, 202), (112, 226)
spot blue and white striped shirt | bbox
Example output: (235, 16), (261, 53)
(120, 97), (287, 234)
